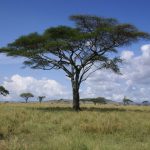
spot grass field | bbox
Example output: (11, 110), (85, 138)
(0, 102), (150, 150)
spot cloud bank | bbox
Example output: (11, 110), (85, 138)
(82, 44), (150, 102)
(1, 75), (68, 101)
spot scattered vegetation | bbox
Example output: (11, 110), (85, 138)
(20, 93), (34, 103)
(0, 86), (9, 96)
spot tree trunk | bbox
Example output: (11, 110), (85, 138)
(25, 98), (28, 103)
(71, 80), (80, 111)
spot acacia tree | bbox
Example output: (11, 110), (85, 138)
(0, 86), (9, 96)
(38, 96), (45, 103)
(20, 92), (34, 103)
(142, 101), (149, 104)
(123, 96), (133, 105)
(142, 101), (149, 105)
(0, 15), (149, 110)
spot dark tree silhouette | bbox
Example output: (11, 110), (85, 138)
(123, 96), (133, 105)
(38, 96), (45, 103)
(142, 101), (149, 105)
(20, 92), (34, 103)
(142, 101), (149, 103)
(81, 97), (107, 105)
(0, 15), (149, 110)
(0, 86), (9, 96)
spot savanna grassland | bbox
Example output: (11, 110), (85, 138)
(0, 102), (150, 150)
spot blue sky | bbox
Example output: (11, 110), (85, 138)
(0, 0), (150, 101)
(1, 0), (150, 46)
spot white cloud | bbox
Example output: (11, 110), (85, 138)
(141, 44), (150, 58)
(81, 44), (150, 102)
(121, 50), (134, 60)
(1, 74), (68, 101)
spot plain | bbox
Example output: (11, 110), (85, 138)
(0, 102), (150, 150)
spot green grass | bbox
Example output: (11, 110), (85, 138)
(0, 102), (150, 150)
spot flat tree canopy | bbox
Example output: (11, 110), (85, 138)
(1, 15), (150, 110)
(20, 92), (34, 103)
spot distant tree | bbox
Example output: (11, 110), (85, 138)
(142, 101), (149, 105)
(81, 97), (107, 105)
(92, 97), (107, 105)
(142, 101), (149, 103)
(1, 15), (149, 110)
(38, 96), (45, 103)
(20, 92), (34, 103)
(123, 96), (133, 105)
(0, 86), (9, 96)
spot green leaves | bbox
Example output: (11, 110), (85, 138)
(9, 33), (45, 49)
(0, 86), (9, 96)
(20, 92), (34, 103)
(44, 26), (79, 40)
(0, 14), (149, 76)
(101, 57), (123, 74)
(70, 15), (119, 32)
(123, 96), (133, 105)
(20, 93), (34, 98)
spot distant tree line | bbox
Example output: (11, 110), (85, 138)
(0, 88), (46, 103)
(0, 87), (150, 105)
(20, 93), (46, 103)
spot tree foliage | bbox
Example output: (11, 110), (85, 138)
(123, 96), (133, 105)
(20, 92), (34, 103)
(142, 101), (149, 104)
(0, 86), (9, 96)
(1, 15), (149, 110)
(38, 96), (45, 103)
(142, 101), (149, 105)
(81, 97), (107, 105)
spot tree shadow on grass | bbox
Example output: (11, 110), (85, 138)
(27, 106), (150, 113)
(0, 133), (4, 140)
(29, 106), (73, 112)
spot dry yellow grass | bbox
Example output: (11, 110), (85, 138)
(0, 102), (150, 150)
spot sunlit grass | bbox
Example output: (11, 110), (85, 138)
(0, 102), (150, 150)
